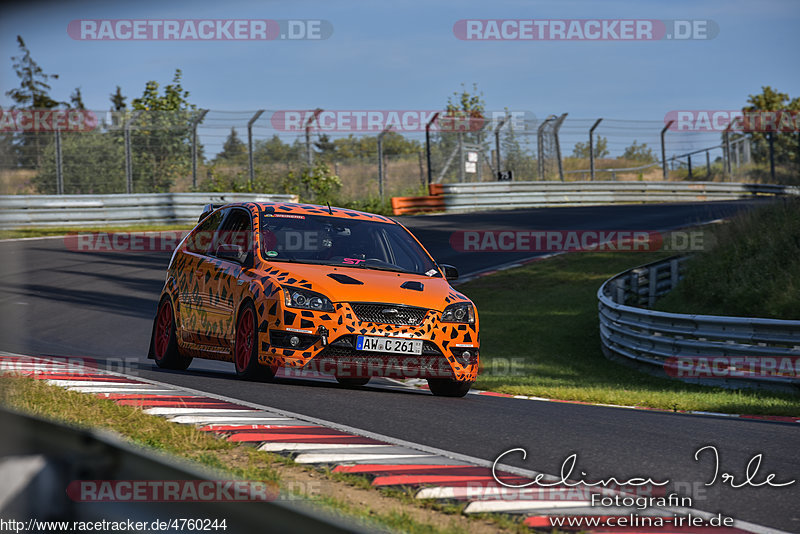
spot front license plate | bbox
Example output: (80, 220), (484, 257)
(356, 336), (423, 355)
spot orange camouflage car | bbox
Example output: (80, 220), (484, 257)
(148, 202), (479, 397)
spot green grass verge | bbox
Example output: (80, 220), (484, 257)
(0, 223), (194, 240)
(0, 377), (519, 534)
(655, 198), (800, 319)
(466, 251), (800, 415)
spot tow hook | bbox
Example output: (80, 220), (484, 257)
(317, 326), (328, 346)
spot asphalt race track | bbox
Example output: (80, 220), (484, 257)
(1, 200), (798, 532)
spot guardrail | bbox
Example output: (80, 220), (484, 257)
(0, 192), (299, 229)
(598, 256), (800, 387)
(0, 406), (363, 532)
(435, 181), (800, 213)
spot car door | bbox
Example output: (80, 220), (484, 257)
(177, 208), (227, 347)
(207, 208), (254, 349)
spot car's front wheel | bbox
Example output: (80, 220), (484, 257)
(153, 297), (192, 370)
(427, 378), (473, 397)
(234, 301), (274, 381)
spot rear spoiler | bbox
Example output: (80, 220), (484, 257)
(198, 203), (225, 222)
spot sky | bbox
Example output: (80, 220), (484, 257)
(1, 0), (798, 157)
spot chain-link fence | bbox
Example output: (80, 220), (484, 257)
(1, 109), (798, 198)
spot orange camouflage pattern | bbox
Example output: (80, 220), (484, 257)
(150, 202), (479, 382)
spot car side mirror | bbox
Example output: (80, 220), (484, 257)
(216, 243), (246, 264)
(440, 264), (459, 280)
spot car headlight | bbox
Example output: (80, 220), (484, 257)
(283, 286), (334, 312)
(441, 302), (475, 323)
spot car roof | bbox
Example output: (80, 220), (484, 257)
(231, 201), (397, 224)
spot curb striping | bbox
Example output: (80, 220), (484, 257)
(0, 353), (790, 533)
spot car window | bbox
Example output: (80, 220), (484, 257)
(260, 213), (439, 276)
(212, 209), (253, 257)
(185, 209), (226, 255)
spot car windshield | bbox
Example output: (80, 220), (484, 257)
(259, 213), (440, 277)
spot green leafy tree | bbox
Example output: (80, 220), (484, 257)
(110, 86), (127, 111)
(5, 36), (63, 168)
(740, 86), (799, 168)
(282, 161), (342, 204)
(130, 69), (198, 192)
(70, 87), (85, 109)
(434, 83), (488, 181)
(34, 131), (125, 194)
(216, 127), (246, 163)
(253, 134), (301, 164)
(622, 140), (656, 163)
(572, 136), (609, 159)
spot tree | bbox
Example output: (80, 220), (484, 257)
(434, 83), (488, 181)
(572, 135), (609, 159)
(740, 86), (799, 168)
(5, 36), (61, 109)
(5, 36), (62, 168)
(254, 134), (301, 164)
(216, 127), (246, 162)
(110, 86), (127, 111)
(622, 140), (656, 163)
(70, 87), (85, 109)
(130, 69), (198, 191)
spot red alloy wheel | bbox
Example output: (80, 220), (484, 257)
(235, 307), (255, 372)
(155, 300), (173, 359)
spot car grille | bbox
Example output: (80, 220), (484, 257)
(309, 337), (452, 379)
(350, 303), (429, 326)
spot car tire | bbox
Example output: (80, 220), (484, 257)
(153, 297), (193, 371)
(234, 301), (274, 381)
(427, 378), (473, 397)
(335, 376), (370, 387)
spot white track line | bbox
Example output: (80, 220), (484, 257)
(259, 443), (392, 452)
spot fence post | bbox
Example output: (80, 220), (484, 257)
(768, 132), (776, 181)
(425, 112), (439, 186)
(191, 109), (209, 189)
(377, 126), (392, 200)
(687, 154), (693, 179)
(247, 110), (264, 189)
(54, 127), (63, 195)
(589, 118), (602, 181)
(661, 121), (673, 181)
(494, 115), (508, 179)
(537, 115), (555, 180)
(124, 111), (142, 195)
(706, 150), (711, 177)
(305, 108), (322, 167)
(723, 128), (732, 179)
(553, 113), (568, 182)
(457, 132), (464, 182)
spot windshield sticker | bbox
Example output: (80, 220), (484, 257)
(425, 269), (438, 277)
(272, 214), (305, 219)
(343, 258), (365, 265)
(266, 250), (278, 257)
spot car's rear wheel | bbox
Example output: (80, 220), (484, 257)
(427, 378), (473, 397)
(335, 376), (370, 387)
(234, 302), (273, 381)
(153, 297), (192, 370)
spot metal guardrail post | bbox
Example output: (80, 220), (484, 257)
(660, 121), (673, 180)
(425, 112), (439, 186)
(124, 111), (142, 195)
(247, 110), (265, 189)
(589, 118), (602, 181)
(648, 266), (657, 307)
(191, 109), (209, 189)
(54, 127), (63, 195)
(553, 113), (568, 182)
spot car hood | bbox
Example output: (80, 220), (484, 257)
(256, 262), (459, 310)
